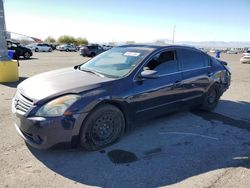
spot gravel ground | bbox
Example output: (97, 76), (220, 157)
(0, 51), (250, 188)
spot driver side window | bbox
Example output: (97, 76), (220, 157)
(145, 50), (179, 75)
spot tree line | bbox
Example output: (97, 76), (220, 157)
(44, 35), (88, 46)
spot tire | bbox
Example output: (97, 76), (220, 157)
(80, 104), (125, 151)
(23, 52), (31, 59)
(66, 49), (69, 52)
(90, 52), (96, 57)
(35, 48), (39, 52)
(49, 48), (52, 52)
(201, 84), (220, 111)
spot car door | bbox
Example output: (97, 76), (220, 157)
(42, 44), (49, 51)
(37, 44), (43, 51)
(177, 48), (212, 105)
(131, 49), (184, 117)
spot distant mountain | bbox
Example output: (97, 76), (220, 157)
(99, 39), (250, 49)
(153, 39), (250, 48)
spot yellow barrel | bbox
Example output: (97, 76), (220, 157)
(0, 60), (19, 82)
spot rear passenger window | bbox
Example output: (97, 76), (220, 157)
(179, 49), (207, 71)
(145, 50), (179, 75)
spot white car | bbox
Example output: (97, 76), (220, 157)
(102, 45), (113, 51)
(240, 56), (250, 64)
(226, 50), (238, 54)
(57, 44), (77, 52)
(243, 50), (250, 56)
(26, 43), (52, 52)
(209, 49), (216, 53)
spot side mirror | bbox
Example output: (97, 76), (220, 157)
(140, 70), (159, 79)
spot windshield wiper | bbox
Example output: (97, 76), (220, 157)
(80, 68), (105, 77)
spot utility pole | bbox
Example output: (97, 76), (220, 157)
(172, 25), (176, 44)
(0, 0), (18, 83)
(0, 0), (9, 61)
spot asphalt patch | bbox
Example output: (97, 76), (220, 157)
(143, 147), (162, 155)
(174, 141), (192, 146)
(107, 149), (138, 164)
(192, 110), (250, 131)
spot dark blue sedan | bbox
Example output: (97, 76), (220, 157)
(12, 45), (231, 150)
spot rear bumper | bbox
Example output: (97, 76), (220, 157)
(220, 82), (230, 94)
(220, 73), (231, 94)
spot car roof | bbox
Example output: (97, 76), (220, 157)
(6, 39), (20, 45)
(117, 44), (198, 51)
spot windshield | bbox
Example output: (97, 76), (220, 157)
(79, 46), (154, 78)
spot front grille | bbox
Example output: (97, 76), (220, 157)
(14, 91), (33, 114)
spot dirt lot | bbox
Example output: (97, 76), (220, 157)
(1, 51), (250, 188)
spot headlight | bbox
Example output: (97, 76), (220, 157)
(35, 95), (80, 117)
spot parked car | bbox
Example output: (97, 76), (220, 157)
(240, 56), (250, 64)
(57, 44), (77, 52)
(7, 40), (33, 59)
(43, 43), (57, 50)
(209, 49), (216, 53)
(12, 45), (231, 150)
(243, 50), (250, 56)
(80, 44), (104, 57)
(226, 50), (238, 54)
(26, 43), (53, 52)
(102, 45), (113, 51)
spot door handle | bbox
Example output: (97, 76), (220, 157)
(173, 81), (182, 88)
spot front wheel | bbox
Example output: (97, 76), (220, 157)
(201, 84), (220, 111)
(35, 48), (39, 52)
(80, 104), (125, 150)
(23, 52), (31, 59)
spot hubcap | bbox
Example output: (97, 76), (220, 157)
(24, 52), (30, 58)
(92, 114), (115, 141)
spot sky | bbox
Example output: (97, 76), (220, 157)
(3, 0), (250, 43)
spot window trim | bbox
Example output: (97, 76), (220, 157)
(134, 48), (181, 81)
(181, 66), (211, 73)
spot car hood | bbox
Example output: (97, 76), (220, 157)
(17, 67), (114, 103)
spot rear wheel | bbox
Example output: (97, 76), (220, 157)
(49, 48), (52, 52)
(90, 52), (96, 57)
(202, 84), (220, 111)
(80, 104), (125, 150)
(35, 48), (39, 52)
